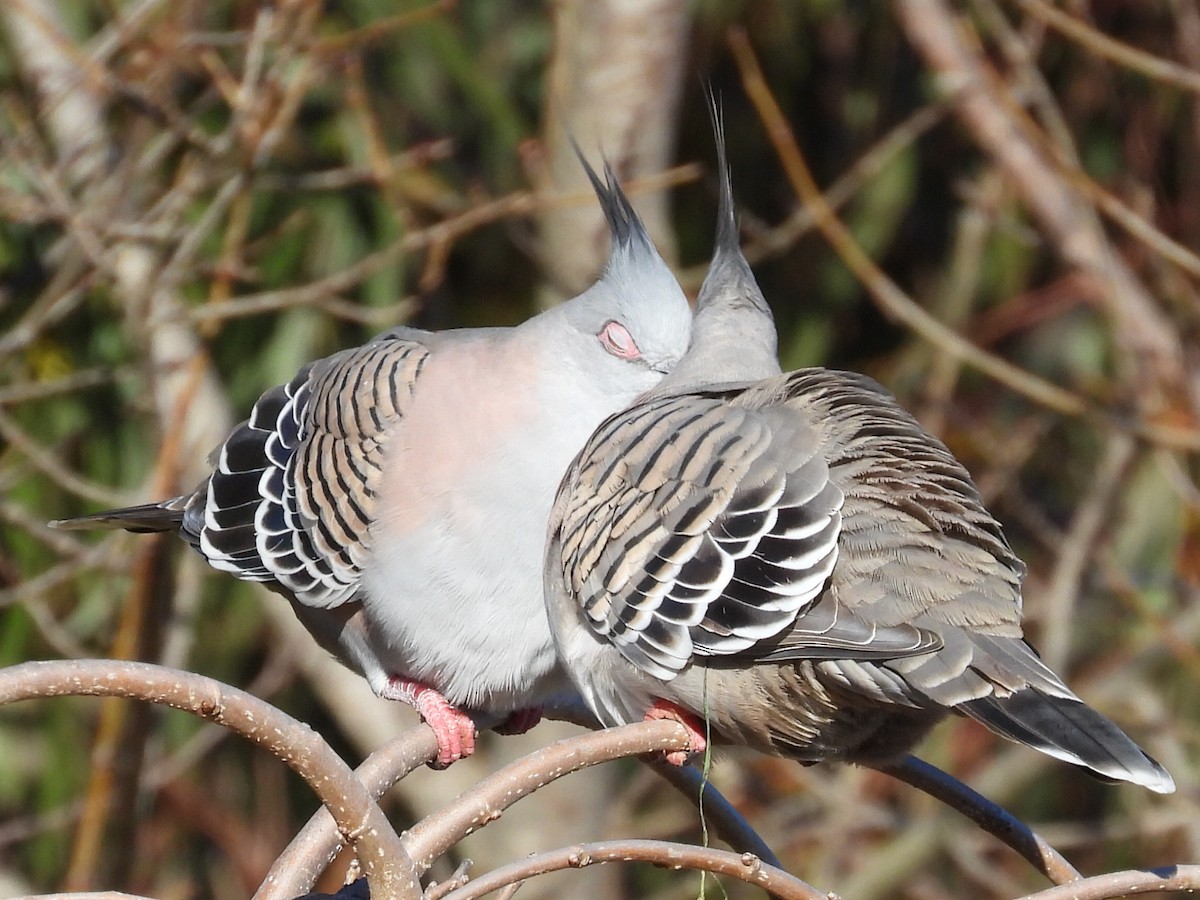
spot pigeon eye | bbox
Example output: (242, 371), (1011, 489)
(599, 320), (641, 361)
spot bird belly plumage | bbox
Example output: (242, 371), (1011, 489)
(357, 338), (642, 715)
(360, 488), (565, 714)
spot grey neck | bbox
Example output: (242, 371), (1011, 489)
(656, 255), (780, 392)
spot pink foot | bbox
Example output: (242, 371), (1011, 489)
(646, 699), (707, 766)
(380, 676), (477, 767)
(493, 706), (543, 736)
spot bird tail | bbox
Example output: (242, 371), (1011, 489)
(960, 689), (1174, 792)
(954, 635), (1175, 794)
(50, 496), (189, 534)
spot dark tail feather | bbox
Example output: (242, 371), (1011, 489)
(50, 498), (188, 534)
(960, 689), (1175, 794)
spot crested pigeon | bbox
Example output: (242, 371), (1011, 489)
(54, 157), (694, 767)
(543, 120), (1174, 792)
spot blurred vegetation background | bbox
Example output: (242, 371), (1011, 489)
(1, 0), (1197, 897)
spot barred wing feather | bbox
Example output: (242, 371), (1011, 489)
(193, 330), (429, 609)
(558, 389), (907, 682)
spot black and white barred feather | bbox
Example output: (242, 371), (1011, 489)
(56, 329), (430, 610)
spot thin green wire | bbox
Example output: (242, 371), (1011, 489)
(696, 667), (728, 900)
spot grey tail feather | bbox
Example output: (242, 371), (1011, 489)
(50, 498), (188, 534)
(566, 134), (651, 253)
(960, 689), (1175, 794)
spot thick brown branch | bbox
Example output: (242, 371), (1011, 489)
(403, 719), (693, 872)
(0, 660), (420, 900)
(1016, 864), (1200, 900)
(436, 839), (829, 900)
(255, 728), (439, 900)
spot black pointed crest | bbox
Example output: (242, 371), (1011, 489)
(569, 134), (652, 253)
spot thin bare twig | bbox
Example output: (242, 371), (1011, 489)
(0, 660), (421, 900)
(1015, 864), (1200, 900)
(728, 25), (1200, 452)
(403, 720), (694, 872)
(1011, 0), (1200, 96)
(1038, 433), (1138, 671)
(187, 166), (700, 327)
(438, 839), (830, 900)
(893, 0), (1187, 407)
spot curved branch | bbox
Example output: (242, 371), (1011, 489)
(255, 728), (440, 900)
(647, 759), (784, 869)
(403, 719), (692, 871)
(877, 755), (1081, 885)
(437, 839), (828, 900)
(1016, 865), (1200, 900)
(262, 703), (784, 894)
(0, 660), (420, 900)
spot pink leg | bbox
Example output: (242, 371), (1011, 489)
(645, 699), (707, 766)
(493, 706), (543, 736)
(380, 676), (477, 767)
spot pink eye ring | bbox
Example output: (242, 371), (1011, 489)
(599, 320), (641, 361)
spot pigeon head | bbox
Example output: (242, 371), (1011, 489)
(563, 153), (693, 382)
(658, 100), (780, 390)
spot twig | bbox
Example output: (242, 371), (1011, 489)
(0, 368), (116, 405)
(975, 0), (1200, 283)
(728, 25), (1200, 452)
(0, 544), (124, 609)
(403, 719), (694, 871)
(1038, 432), (1138, 671)
(892, 0), (1186, 406)
(877, 755), (1082, 885)
(424, 860), (475, 900)
(742, 100), (951, 268)
(0, 660), (422, 900)
(437, 839), (830, 900)
(1015, 864), (1200, 900)
(0, 408), (129, 506)
(187, 166), (700, 327)
(253, 140), (454, 192)
(1011, 0), (1200, 96)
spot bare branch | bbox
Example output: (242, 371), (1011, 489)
(893, 0), (1188, 408)
(1011, 0), (1200, 95)
(256, 728), (439, 900)
(437, 839), (830, 900)
(404, 720), (693, 871)
(1015, 864), (1200, 900)
(0, 660), (421, 900)
(878, 755), (1082, 886)
(728, 25), (1200, 452)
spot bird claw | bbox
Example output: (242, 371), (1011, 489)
(380, 676), (477, 767)
(645, 700), (707, 766)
